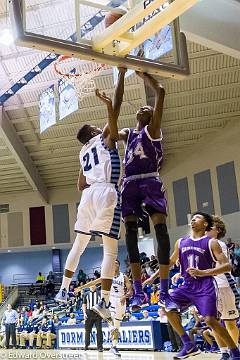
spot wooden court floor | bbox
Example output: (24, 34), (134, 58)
(0, 349), (220, 359)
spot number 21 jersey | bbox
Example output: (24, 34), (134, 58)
(80, 134), (121, 186)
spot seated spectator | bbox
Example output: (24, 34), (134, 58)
(36, 272), (45, 284)
(145, 263), (155, 277)
(36, 318), (50, 349)
(77, 269), (87, 283)
(26, 306), (32, 318)
(67, 313), (76, 325)
(32, 305), (40, 319)
(19, 316), (37, 349)
(68, 285), (75, 299)
(46, 280), (55, 299)
(47, 271), (55, 282)
(16, 318), (25, 348)
(140, 252), (150, 266)
(226, 237), (235, 251)
(93, 270), (100, 279)
(150, 284), (160, 305)
(28, 284), (36, 296)
(141, 310), (152, 321)
(141, 268), (149, 283)
(156, 308), (168, 323)
(52, 314), (62, 328)
(123, 312), (138, 322)
(149, 255), (158, 269)
(234, 243), (240, 257)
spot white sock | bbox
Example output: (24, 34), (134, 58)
(101, 290), (110, 306)
(60, 233), (90, 291)
(220, 347), (229, 354)
(61, 276), (72, 291)
(112, 319), (121, 347)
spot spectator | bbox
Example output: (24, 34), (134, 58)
(234, 243), (240, 257)
(19, 316), (36, 349)
(32, 305), (40, 319)
(2, 304), (18, 349)
(140, 252), (150, 266)
(16, 318), (25, 348)
(145, 263), (154, 277)
(36, 272), (45, 284)
(226, 238), (235, 251)
(77, 269), (87, 283)
(52, 314), (62, 328)
(93, 270), (100, 279)
(36, 318), (49, 349)
(66, 313), (76, 325)
(28, 284), (36, 296)
(150, 284), (160, 305)
(156, 308), (168, 323)
(141, 268), (149, 283)
(47, 271), (55, 282)
(149, 255), (158, 268)
(141, 310), (152, 321)
(26, 306), (32, 318)
(46, 280), (55, 299)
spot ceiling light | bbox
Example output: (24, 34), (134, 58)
(0, 29), (14, 46)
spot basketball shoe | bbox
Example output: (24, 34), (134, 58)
(92, 298), (111, 320)
(173, 344), (200, 359)
(109, 346), (121, 357)
(54, 288), (68, 303)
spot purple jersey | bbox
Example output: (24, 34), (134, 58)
(124, 126), (163, 178)
(179, 235), (215, 283)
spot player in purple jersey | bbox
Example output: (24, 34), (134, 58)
(115, 71), (173, 310)
(164, 212), (240, 360)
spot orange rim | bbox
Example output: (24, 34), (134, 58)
(54, 55), (106, 78)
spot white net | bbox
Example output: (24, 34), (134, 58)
(54, 56), (106, 101)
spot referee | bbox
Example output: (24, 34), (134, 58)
(82, 284), (103, 352)
(2, 304), (18, 349)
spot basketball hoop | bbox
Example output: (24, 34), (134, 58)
(54, 55), (107, 100)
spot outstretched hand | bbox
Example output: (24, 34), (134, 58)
(95, 89), (113, 109)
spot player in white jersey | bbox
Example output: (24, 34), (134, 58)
(207, 215), (239, 360)
(75, 260), (132, 357)
(55, 68), (127, 322)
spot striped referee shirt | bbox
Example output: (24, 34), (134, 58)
(82, 289), (101, 310)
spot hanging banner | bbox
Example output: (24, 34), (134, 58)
(39, 85), (56, 133)
(58, 72), (78, 121)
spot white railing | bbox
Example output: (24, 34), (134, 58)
(12, 267), (101, 285)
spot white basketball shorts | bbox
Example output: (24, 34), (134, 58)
(217, 287), (239, 320)
(109, 297), (126, 321)
(74, 183), (121, 239)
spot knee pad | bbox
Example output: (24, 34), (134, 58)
(101, 236), (118, 279)
(154, 223), (170, 265)
(125, 221), (140, 263)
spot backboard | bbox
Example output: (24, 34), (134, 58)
(10, 0), (198, 79)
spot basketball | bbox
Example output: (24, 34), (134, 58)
(104, 12), (124, 28)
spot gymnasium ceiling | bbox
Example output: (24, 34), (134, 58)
(0, 0), (240, 202)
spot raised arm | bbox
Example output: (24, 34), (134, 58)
(112, 67), (127, 119)
(96, 89), (118, 143)
(136, 72), (165, 139)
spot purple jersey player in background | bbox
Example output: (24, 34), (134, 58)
(116, 70), (174, 310)
(166, 212), (240, 360)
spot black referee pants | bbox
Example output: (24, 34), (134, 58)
(5, 323), (16, 349)
(85, 309), (103, 350)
